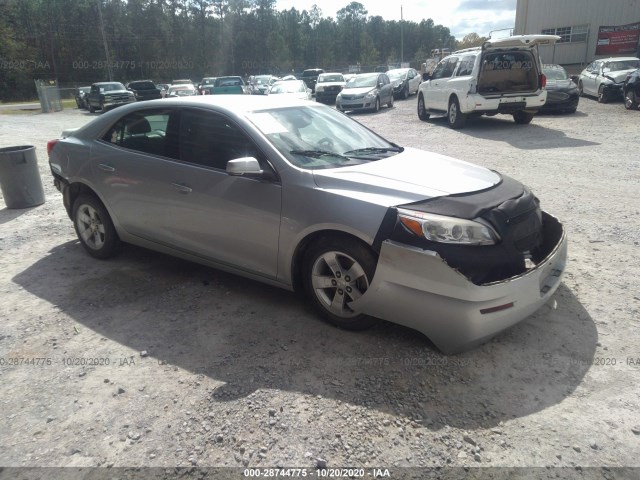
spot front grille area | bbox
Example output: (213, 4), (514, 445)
(341, 94), (362, 100)
(106, 94), (132, 103)
(547, 91), (570, 102)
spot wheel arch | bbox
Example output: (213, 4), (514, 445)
(290, 229), (377, 294)
(65, 182), (112, 223)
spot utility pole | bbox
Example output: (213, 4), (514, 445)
(97, 0), (113, 81)
(400, 5), (404, 64)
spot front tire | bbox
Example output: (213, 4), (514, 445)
(88, 103), (95, 113)
(372, 97), (380, 113)
(447, 96), (466, 129)
(513, 111), (535, 124)
(388, 94), (394, 108)
(597, 85), (608, 104)
(624, 89), (638, 110)
(303, 236), (377, 331)
(578, 81), (584, 97)
(72, 194), (120, 259)
(417, 94), (430, 121)
(402, 85), (409, 100)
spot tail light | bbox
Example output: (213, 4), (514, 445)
(540, 73), (547, 89)
(47, 139), (59, 155)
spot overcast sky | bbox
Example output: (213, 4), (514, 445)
(274, 0), (517, 39)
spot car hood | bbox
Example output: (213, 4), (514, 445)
(312, 147), (501, 206)
(604, 69), (637, 82)
(101, 89), (130, 95)
(340, 87), (376, 96)
(271, 92), (310, 100)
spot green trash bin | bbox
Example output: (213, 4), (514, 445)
(0, 145), (46, 209)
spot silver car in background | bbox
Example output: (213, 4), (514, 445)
(268, 80), (312, 100)
(336, 73), (394, 113)
(48, 96), (567, 353)
(578, 57), (640, 103)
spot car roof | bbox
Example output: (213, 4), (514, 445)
(156, 94), (315, 112)
(597, 57), (640, 62)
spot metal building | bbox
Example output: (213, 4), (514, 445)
(515, 0), (640, 66)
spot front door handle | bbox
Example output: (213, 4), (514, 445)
(171, 183), (192, 194)
(98, 163), (115, 172)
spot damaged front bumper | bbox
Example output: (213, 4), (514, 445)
(351, 214), (567, 354)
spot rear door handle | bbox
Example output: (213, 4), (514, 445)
(171, 183), (192, 193)
(98, 163), (115, 172)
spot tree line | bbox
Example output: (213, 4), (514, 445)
(0, 0), (458, 101)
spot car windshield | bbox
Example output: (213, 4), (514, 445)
(247, 105), (401, 170)
(604, 60), (640, 71)
(215, 77), (243, 87)
(254, 76), (271, 84)
(345, 75), (378, 89)
(318, 74), (344, 83)
(202, 78), (216, 85)
(386, 70), (407, 80)
(270, 81), (305, 93)
(129, 81), (155, 90)
(101, 83), (125, 92)
(543, 67), (568, 80)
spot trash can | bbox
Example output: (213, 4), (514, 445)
(0, 146), (46, 209)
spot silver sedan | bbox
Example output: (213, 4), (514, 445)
(48, 96), (567, 353)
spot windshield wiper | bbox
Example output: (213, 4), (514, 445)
(342, 146), (404, 156)
(290, 149), (350, 161)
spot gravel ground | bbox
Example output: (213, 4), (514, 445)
(0, 96), (639, 478)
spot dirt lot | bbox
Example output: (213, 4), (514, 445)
(1, 96), (639, 478)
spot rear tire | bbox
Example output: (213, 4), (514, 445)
(417, 94), (430, 121)
(447, 96), (466, 129)
(303, 236), (377, 331)
(72, 194), (120, 259)
(88, 104), (95, 113)
(513, 111), (535, 124)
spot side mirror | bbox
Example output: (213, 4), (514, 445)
(422, 72), (432, 81)
(227, 157), (263, 176)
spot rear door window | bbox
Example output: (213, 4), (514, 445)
(102, 108), (178, 159)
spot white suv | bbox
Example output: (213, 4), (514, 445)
(417, 35), (560, 128)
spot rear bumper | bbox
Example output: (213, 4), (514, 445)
(461, 92), (547, 114)
(352, 214), (567, 354)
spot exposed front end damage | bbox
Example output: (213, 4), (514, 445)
(352, 212), (566, 354)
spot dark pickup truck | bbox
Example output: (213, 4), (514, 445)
(126, 80), (162, 101)
(86, 82), (135, 112)
(301, 68), (325, 93)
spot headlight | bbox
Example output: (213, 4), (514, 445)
(316, 85), (324, 92)
(365, 90), (376, 98)
(397, 209), (499, 245)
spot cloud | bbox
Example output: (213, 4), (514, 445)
(458, 0), (516, 11)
